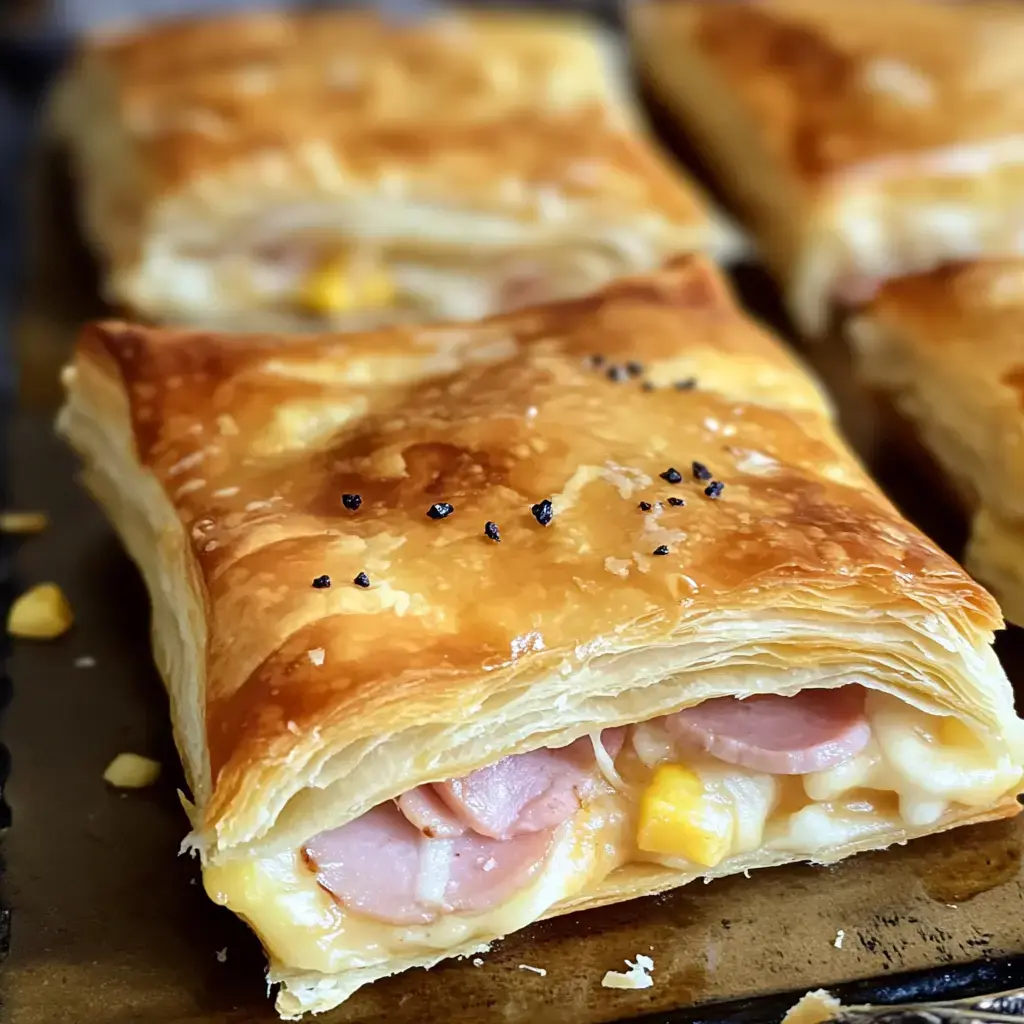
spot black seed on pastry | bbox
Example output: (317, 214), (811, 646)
(427, 502), (455, 520)
(353, 572), (371, 588)
(668, 497), (685, 507)
(311, 575), (331, 589)
(705, 481), (725, 499)
(638, 501), (652, 512)
(625, 361), (643, 378)
(674, 378), (697, 390)
(692, 461), (712, 481)
(652, 545), (670, 556)
(660, 467), (682, 484)
(531, 499), (554, 526)
(341, 493), (362, 511)
(606, 365), (628, 382)
(484, 521), (501, 542)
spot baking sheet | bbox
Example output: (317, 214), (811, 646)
(5, 27), (1024, 1024)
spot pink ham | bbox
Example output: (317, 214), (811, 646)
(396, 786), (468, 838)
(664, 687), (871, 775)
(305, 803), (554, 925)
(432, 730), (626, 841)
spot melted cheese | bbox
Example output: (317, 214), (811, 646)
(299, 254), (395, 315)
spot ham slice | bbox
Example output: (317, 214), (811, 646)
(664, 687), (871, 775)
(432, 731), (625, 841)
(396, 786), (468, 838)
(305, 803), (554, 925)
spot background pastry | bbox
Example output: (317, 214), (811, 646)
(58, 258), (1024, 1017)
(53, 7), (734, 332)
(630, 0), (1024, 335)
(850, 260), (1024, 626)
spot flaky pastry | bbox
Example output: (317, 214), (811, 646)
(850, 260), (1024, 626)
(53, 7), (732, 331)
(58, 258), (1023, 1017)
(630, 0), (1024, 334)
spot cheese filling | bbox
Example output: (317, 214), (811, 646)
(204, 691), (1020, 975)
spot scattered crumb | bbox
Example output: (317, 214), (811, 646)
(190, 878), (198, 885)
(103, 753), (161, 789)
(834, 929), (845, 949)
(518, 964), (547, 976)
(601, 954), (654, 990)
(74, 655), (96, 669)
(472, 958), (484, 967)
(0, 510), (49, 534)
(7, 583), (74, 639)
(482, 857), (497, 873)
(307, 647), (325, 666)
(782, 989), (843, 1024)
(216, 947), (228, 963)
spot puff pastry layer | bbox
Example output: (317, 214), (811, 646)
(850, 260), (1024, 625)
(58, 258), (1023, 1017)
(53, 7), (731, 330)
(630, 0), (1024, 334)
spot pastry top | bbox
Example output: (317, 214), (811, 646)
(67, 258), (1001, 845)
(62, 7), (706, 227)
(634, 0), (1024, 187)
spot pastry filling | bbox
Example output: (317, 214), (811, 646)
(206, 687), (1020, 972)
(162, 238), (645, 327)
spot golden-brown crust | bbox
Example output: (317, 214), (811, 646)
(645, 0), (1024, 186)
(63, 8), (705, 224)
(65, 257), (1004, 840)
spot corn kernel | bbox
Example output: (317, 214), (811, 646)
(637, 764), (733, 867)
(103, 753), (161, 789)
(299, 255), (395, 315)
(7, 583), (74, 639)
(0, 510), (49, 534)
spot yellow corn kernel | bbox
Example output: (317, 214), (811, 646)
(300, 255), (395, 315)
(7, 583), (74, 639)
(637, 764), (733, 867)
(103, 752), (161, 789)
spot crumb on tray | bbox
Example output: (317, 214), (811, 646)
(103, 752), (162, 789)
(7, 583), (74, 639)
(601, 954), (654, 990)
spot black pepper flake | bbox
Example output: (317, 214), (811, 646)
(311, 575), (331, 589)
(625, 361), (643, 378)
(484, 521), (501, 542)
(692, 461), (712, 481)
(705, 481), (725, 499)
(674, 378), (697, 390)
(427, 502), (455, 520)
(660, 467), (682, 484)
(531, 499), (554, 526)
(341, 493), (362, 511)
(668, 496), (685, 507)
(353, 572), (371, 588)
(638, 501), (653, 512)
(652, 545), (670, 556)
(606, 365), (628, 382)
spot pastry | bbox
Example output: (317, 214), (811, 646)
(630, 0), (1024, 334)
(850, 259), (1024, 626)
(53, 7), (733, 331)
(58, 257), (1024, 1017)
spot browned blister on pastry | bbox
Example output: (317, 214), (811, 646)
(630, 0), (1024, 333)
(54, 8), (732, 331)
(58, 257), (1023, 1017)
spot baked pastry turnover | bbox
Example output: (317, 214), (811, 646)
(58, 258), (1024, 1017)
(53, 7), (731, 331)
(850, 260), (1024, 627)
(630, 0), (1024, 334)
